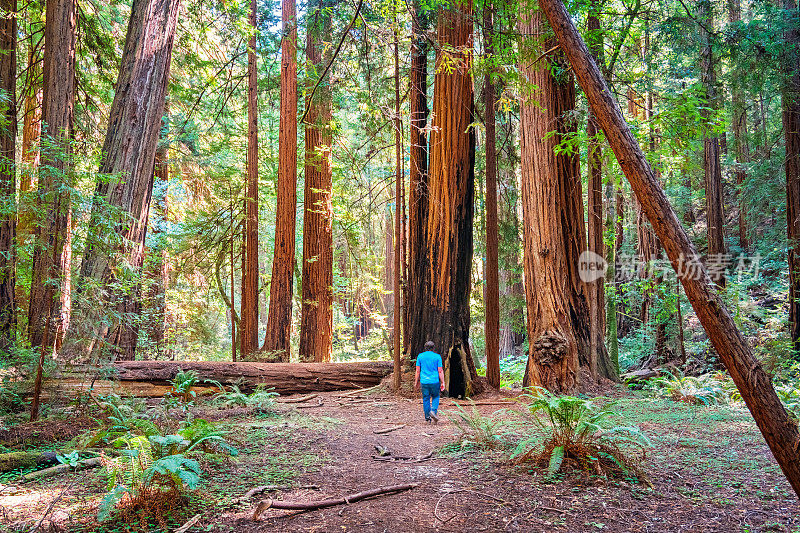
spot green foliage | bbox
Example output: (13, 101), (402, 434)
(774, 383), (800, 421)
(512, 388), (650, 481)
(212, 385), (279, 413)
(643, 371), (730, 406)
(445, 401), (508, 450)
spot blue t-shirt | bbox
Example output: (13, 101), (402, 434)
(416, 351), (443, 384)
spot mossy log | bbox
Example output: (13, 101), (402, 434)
(0, 451), (57, 473)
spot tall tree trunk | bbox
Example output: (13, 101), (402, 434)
(540, 0), (800, 498)
(262, 0), (298, 362)
(145, 114), (169, 357)
(783, 0), (800, 357)
(240, 0), (259, 358)
(483, 1), (500, 389)
(586, 6), (616, 380)
(519, 7), (589, 394)
(406, 0), (429, 358)
(392, 20), (402, 388)
(28, 0), (76, 348)
(699, 0), (727, 286)
(0, 0), (17, 351)
(729, 0), (750, 250)
(299, 0), (333, 363)
(61, 0), (180, 361)
(403, 0), (482, 397)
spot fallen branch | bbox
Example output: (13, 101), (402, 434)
(173, 514), (200, 533)
(252, 483), (417, 519)
(20, 457), (101, 483)
(371, 452), (434, 463)
(336, 385), (380, 397)
(373, 424), (405, 435)
(277, 394), (318, 404)
(295, 400), (324, 409)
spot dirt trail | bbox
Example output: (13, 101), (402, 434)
(220, 391), (799, 533)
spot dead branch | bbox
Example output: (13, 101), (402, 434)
(20, 457), (101, 483)
(373, 424), (405, 435)
(173, 514), (201, 533)
(336, 384), (380, 397)
(278, 394), (319, 404)
(252, 483), (418, 519)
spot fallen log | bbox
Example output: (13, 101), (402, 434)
(0, 451), (58, 473)
(252, 483), (417, 519)
(46, 361), (393, 398)
(20, 457), (101, 482)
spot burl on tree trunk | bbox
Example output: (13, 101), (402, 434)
(539, 0), (800, 499)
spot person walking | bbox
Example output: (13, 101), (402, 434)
(414, 340), (446, 424)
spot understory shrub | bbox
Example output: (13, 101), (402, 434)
(643, 371), (729, 405)
(445, 401), (509, 450)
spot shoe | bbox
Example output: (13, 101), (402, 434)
(431, 411), (439, 425)
(425, 417), (431, 423)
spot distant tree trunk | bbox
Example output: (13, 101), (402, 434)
(299, 0), (333, 363)
(540, 0), (800, 498)
(729, 0), (750, 250)
(483, 1), (500, 389)
(406, 0), (429, 359)
(262, 0), (298, 362)
(0, 0), (17, 351)
(392, 20), (402, 388)
(403, 0), (482, 397)
(586, 7), (616, 380)
(699, 0), (726, 286)
(240, 0), (259, 358)
(519, 8), (589, 394)
(783, 0), (800, 356)
(28, 0), (76, 349)
(61, 0), (179, 361)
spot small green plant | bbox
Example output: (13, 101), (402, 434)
(168, 369), (200, 403)
(512, 388), (650, 481)
(775, 383), (800, 420)
(213, 385), (279, 413)
(446, 401), (508, 450)
(644, 370), (728, 405)
(98, 418), (237, 525)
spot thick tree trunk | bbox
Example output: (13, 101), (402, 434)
(783, 0), (800, 357)
(403, 0), (482, 397)
(240, 0), (259, 359)
(299, 0), (333, 363)
(262, 0), (298, 362)
(729, 0), (750, 250)
(699, 0), (727, 286)
(0, 0), (17, 351)
(519, 8), (590, 394)
(540, 0), (800, 498)
(483, 2), (500, 389)
(61, 0), (180, 362)
(406, 0), (429, 360)
(28, 0), (76, 349)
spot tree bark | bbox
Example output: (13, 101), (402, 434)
(519, 7), (590, 394)
(699, 0), (727, 286)
(539, 0), (800, 498)
(240, 0), (259, 359)
(28, 0), (76, 349)
(61, 0), (180, 361)
(0, 0), (17, 351)
(729, 0), (750, 251)
(392, 20), (402, 389)
(403, 0), (482, 397)
(299, 0), (334, 363)
(262, 0), (298, 362)
(483, 2), (500, 389)
(782, 0), (800, 357)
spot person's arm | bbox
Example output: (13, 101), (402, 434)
(438, 367), (445, 391)
(414, 365), (421, 392)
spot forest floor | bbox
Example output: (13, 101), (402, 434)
(1, 385), (799, 533)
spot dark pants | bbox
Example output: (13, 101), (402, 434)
(421, 382), (440, 420)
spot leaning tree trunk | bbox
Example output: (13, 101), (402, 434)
(540, 0), (800, 499)
(782, 0), (800, 357)
(262, 0), (298, 363)
(240, 0), (259, 359)
(403, 0), (483, 398)
(406, 0), (429, 359)
(28, 0), (76, 349)
(519, 7), (590, 394)
(61, 0), (180, 362)
(0, 0), (17, 351)
(299, 0), (334, 363)
(483, 1), (500, 389)
(699, 0), (727, 286)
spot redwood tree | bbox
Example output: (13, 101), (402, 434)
(299, 0), (334, 363)
(61, 0), (180, 361)
(519, 6), (590, 394)
(403, 0), (482, 397)
(28, 0), (76, 348)
(262, 0), (298, 362)
(729, 0), (750, 250)
(0, 0), (17, 351)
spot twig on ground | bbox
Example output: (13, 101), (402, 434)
(373, 424), (405, 435)
(27, 479), (76, 532)
(295, 400), (324, 409)
(336, 385), (379, 397)
(252, 483), (417, 519)
(277, 394), (318, 404)
(173, 514), (201, 533)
